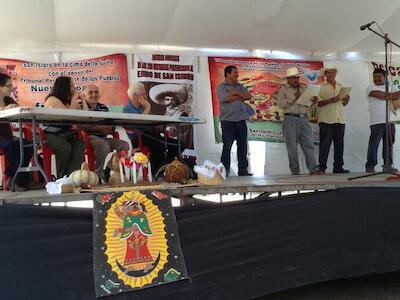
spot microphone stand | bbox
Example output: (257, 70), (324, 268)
(349, 26), (400, 180)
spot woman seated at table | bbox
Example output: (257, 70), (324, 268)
(44, 76), (87, 178)
(0, 73), (40, 190)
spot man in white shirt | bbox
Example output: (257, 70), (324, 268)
(365, 68), (400, 172)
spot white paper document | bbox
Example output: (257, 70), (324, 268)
(297, 84), (321, 107)
(338, 87), (352, 99)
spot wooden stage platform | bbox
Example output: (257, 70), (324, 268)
(1, 172), (400, 205)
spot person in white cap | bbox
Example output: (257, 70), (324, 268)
(275, 67), (322, 175)
(317, 64), (350, 173)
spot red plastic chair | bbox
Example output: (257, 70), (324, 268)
(129, 129), (150, 155)
(80, 129), (151, 181)
(128, 129), (151, 180)
(0, 148), (8, 191)
(79, 130), (122, 171)
(87, 128), (151, 181)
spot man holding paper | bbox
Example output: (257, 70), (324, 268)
(275, 67), (322, 175)
(317, 64), (351, 174)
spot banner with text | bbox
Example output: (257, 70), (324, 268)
(208, 57), (324, 143)
(134, 54), (197, 150)
(134, 54), (196, 117)
(0, 53), (129, 107)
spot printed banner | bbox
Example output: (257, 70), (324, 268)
(0, 53), (129, 107)
(134, 54), (196, 117)
(134, 54), (197, 150)
(93, 190), (189, 298)
(208, 57), (324, 143)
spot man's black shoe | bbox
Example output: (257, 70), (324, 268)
(238, 171), (253, 176)
(333, 168), (350, 174)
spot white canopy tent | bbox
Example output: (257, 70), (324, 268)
(1, 0), (400, 175)
(1, 0), (400, 58)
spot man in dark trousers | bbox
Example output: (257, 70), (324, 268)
(217, 66), (252, 176)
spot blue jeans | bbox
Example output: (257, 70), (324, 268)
(220, 120), (248, 175)
(366, 123), (395, 169)
(0, 137), (33, 184)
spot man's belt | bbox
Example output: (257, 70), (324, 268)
(284, 113), (307, 118)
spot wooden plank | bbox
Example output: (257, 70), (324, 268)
(1, 174), (399, 204)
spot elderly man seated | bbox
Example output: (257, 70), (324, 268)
(123, 82), (181, 174)
(83, 84), (129, 182)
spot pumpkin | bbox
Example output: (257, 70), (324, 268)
(69, 162), (99, 188)
(157, 158), (190, 184)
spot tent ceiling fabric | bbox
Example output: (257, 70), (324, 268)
(1, 0), (400, 55)
(0, 0), (55, 44)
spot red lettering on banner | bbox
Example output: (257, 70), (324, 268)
(152, 55), (165, 61)
(162, 73), (174, 79)
(137, 70), (153, 78)
(151, 55), (179, 62)
(175, 73), (194, 80)
(165, 55), (179, 62)
(154, 64), (169, 71)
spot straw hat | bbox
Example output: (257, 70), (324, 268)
(149, 83), (187, 105)
(285, 67), (301, 78)
(321, 63), (338, 75)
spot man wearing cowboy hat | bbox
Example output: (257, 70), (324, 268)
(275, 67), (322, 175)
(217, 65), (252, 176)
(317, 64), (350, 173)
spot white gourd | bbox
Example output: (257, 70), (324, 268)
(69, 162), (99, 187)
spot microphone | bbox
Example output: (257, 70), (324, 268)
(360, 21), (375, 31)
